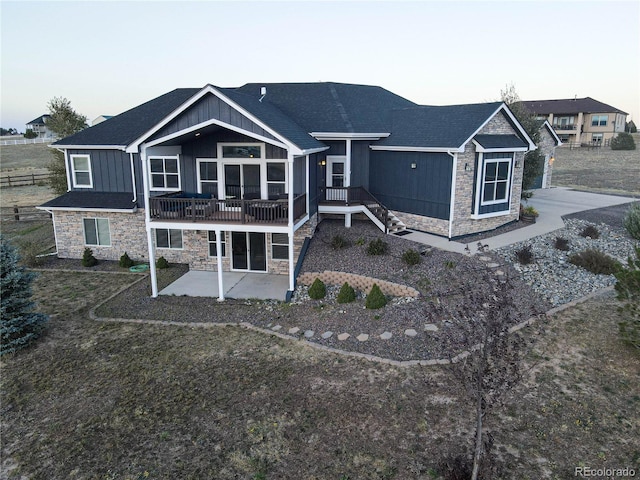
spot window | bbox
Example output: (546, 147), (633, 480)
(156, 229), (182, 249)
(591, 115), (608, 127)
(208, 231), (226, 257)
(481, 154), (512, 205)
(271, 233), (289, 260)
(222, 145), (261, 158)
(198, 160), (218, 196)
(71, 155), (93, 188)
(83, 218), (110, 246)
(592, 133), (603, 144)
(149, 156), (180, 191)
(267, 162), (286, 197)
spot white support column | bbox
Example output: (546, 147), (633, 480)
(305, 155), (310, 216)
(345, 139), (352, 187)
(141, 145), (159, 298)
(447, 151), (457, 239)
(63, 149), (71, 191)
(288, 150), (295, 292)
(216, 229), (225, 301)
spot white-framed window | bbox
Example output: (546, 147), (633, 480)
(591, 115), (608, 127)
(481, 154), (512, 206)
(149, 156), (180, 191)
(83, 218), (110, 246)
(155, 229), (183, 249)
(71, 154), (93, 188)
(221, 145), (262, 159)
(267, 162), (286, 197)
(197, 159), (218, 196)
(592, 133), (603, 144)
(208, 231), (226, 257)
(271, 233), (289, 260)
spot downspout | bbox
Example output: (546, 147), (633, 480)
(56, 147), (72, 191)
(447, 150), (457, 239)
(129, 153), (137, 205)
(140, 144), (159, 298)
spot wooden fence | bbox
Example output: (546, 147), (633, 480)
(0, 173), (50, 187)
(0, 206), (51, 222)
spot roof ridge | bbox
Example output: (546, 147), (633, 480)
(328, 84), (354, 132)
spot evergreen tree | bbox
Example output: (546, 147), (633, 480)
(1, 236), (49, 355)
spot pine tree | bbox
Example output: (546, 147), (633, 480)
(1, 236), (49, 355)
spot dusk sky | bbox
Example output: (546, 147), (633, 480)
(2, 0), (639, 131)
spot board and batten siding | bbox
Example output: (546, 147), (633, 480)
(149, 93), (278, 143)
(68, 149), (133, 193)
(350, 141), (370, 189)
(369, 151), (452, 220)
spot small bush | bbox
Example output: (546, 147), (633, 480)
(119, 252), (134, 268)
(81, 247), (98, 267)
(23, 129), (38, 139)
(365, 283), (387, 309)
(623, 203), (640, 240)
(367, 238), (388, 256)
(331, 234), (349, 250)
(610, 132), (636, 150)
(554, 237), (570, 251)
(308, 278), (326, 300)
(336, 282), (356, 304)
(17, 241), (45, 267)
(580, 225), (600, 239)
(355, 237), (366, 246)
(615, 247), (640, 350)
(402, 249), (422, 266)
(569, 249), (620, 275)
(156, 256), (170, 269)
(515, 245), (534, 265)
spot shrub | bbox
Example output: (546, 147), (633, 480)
(355, 237), (366, 246)
(554, 237), (570, 251)
(156, 256), (170, 269)
(81, 247), (98, 267)
(615, 247), (640, 350)
(331, 234), (349, 250)
(1, 236), (49, 355)
(401, 248), (421, 266)
(119, 252), (134, 268)
(521, 205), (539, 217)
(365, 283), (387, 309)
(580, 224), (600, 239)
(367, 238), (388, 256)
(515, 245), (534, 265)
(23, 129), (38, 139)
(569, 249), (620, 275)
(623, 203), (640, 240)
(610, 132), (636, 150)
(336, 282), (356, 304)
(308, 278), (326, 300)
(17, 241), (45, 267)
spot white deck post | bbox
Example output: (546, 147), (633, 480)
(141, 145), (159, 297)
(216, 229), (225, 301)
(288, 151), (295, 292)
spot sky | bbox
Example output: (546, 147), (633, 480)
(1, 0), (639, 130)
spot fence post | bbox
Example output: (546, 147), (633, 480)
(7, 176), (11, 187)
(14, 205), (19, 221)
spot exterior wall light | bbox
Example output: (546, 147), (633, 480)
(319, 159), (326, 166)
(411, 162), (417, 169)
(464, 163), (472, 171)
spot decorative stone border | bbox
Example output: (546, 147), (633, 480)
(297, 270), (419, 298)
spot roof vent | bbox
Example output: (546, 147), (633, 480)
(259, 86), (267, 103)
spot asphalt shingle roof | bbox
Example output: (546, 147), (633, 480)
(519, 97), (627, 116)
(377, 102), (504, 148)
(474, 134), (528, 149)
(26, 114), (50, 125)
(40, 192), (136, 210)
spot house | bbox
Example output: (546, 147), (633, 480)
(519, 97), (627, 147)
(26, 114), (55, 139)
(38, 82), (535, 299)
(91, 115), (113, 126)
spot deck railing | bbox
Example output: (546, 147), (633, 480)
(149, 193), (306, 224)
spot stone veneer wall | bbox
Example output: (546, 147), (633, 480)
(298, 270), (419, 298)
(538, 129), (557, 189)
(53, 210), (148, 261)
(449, 113), (525, 238)
(390, 210), (449, 237)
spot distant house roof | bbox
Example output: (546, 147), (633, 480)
(39, 192), (136, 211)
(519, 97), (628, 116)
(27, 114), (50, 126)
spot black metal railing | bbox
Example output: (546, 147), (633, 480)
(319, 186), (388, 231)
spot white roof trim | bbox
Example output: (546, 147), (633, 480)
(126, 85), (305, 155)
(36, 206), (137, 213)
(472, 140), (529, 153)
(49, 144), (126, 150)
(370, 145), (464, 153)
(460, 103), (537, 151)
(311, 132), (391, 140)
(541, 120), (563, 146)
(144, 118), (290, 151)
(299, 146), (330, 155)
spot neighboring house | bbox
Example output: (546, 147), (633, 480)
(92, 115), (113, 126)
(519, 97), (627, 147)
(532, 120), (562, 189)
(26, 114), (55, 139)
(38, 82), (535, 299)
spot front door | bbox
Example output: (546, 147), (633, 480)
(231, 232), (267, 271)
(326, 156), (346, 201)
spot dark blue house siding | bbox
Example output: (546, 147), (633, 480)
(149, 94), (278, 143)
(70, 149), (133, 194)
(350, 141), (370, 189)
(369, 151), (452, 220)
(308, 153), (321, 216)
(324, 141), (346, 156)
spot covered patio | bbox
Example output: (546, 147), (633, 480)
(159, 270), (290, 301)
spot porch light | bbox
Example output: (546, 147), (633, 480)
(410, 162), (417, 169)
(319, 159), (326, 166)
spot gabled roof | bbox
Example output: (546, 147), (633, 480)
(236, 82), (417, 133)
(53, 89), (199, 147)
(375, 102), (517, 150)
(473, 134), (528, 150)
(519, 97), (628, 116)
(27, 114), (50, 125)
